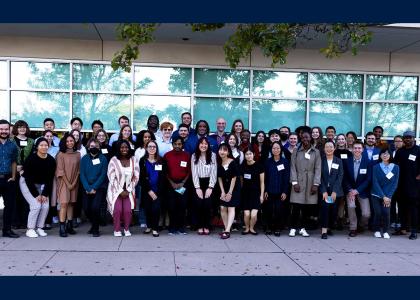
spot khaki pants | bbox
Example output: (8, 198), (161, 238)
(347, 194), (371, 231)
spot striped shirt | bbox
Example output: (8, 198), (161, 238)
(191, 152), (217, 188)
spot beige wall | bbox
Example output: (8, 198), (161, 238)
(1, 36), (420, 74)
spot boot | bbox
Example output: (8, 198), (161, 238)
(66, 220), (76, 235)
(59, 222), (67, 237)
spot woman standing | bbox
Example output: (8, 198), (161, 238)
(113, 125), (136, 154)
(80, 138), (108, 237)
(20, 138), (56, 238)
(319, 141), (344, 239)
(289, 131), (321, 237)
(139, 140), (166, 237)
(263, 142), (290, 236)
(107, 140), (140, 237)
(226, 133), (244, 165)
(371, 148), (400, 239)
(230, 119), (244, 144)
(287, 133), (299, 154)
(70, 129), (86, 158)
(217, 143), (240, 239)
(254, 130), (269, 163)
(56, 133), (81, 237)
(191, 137), (217, 235)
(43, 130), (59, 159)
(95, 129), (113, 161)
(311, 126), (324, 152)
(241, 146), (265, 235)
(346, 131), (358, 153)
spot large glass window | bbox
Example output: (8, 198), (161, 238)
(135, 66), (191, 94)
(310, 73), (363, 99)
(0, 61), (7, 89)
(133, 96), (190, 132)
(72, 93), (131, 131)
(193, 97), (249, 131)
(365, 103), (416, 137)
(252, 71), (307, 98)
(11, 91), (70, 128)
(194, 69), (250, 96)
(366, 75), (418, 101)
(309, 101), (362, 136)
(252, 99), (306, 132)
(73, 64), (131, 92)
(0, 91), (8, 120)
(11, 61), (70, 90)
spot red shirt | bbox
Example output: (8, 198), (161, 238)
(163, 150), (191, 182)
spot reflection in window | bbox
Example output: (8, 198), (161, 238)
(310, 73), (363, 99)
(73, 64), (131, 92)
(135, 67), (191, 94)
(194, 97), (249, 131)
(252, 99), (306, 132)
(310, 101), (362, 136)
(0, 61), (7, 89)
(365, 103), (416, 137)
(11, 61), (70, 90)
(73, 94), (131, 131)
(194, 69), (250, 96)
(366, 75), (418, 101)
(0, 91), (8, 120)
(11, 91), (70, 128)
(252, 71), (307, 98)
(133, 96), (190, 132)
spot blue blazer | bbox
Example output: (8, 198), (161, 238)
(363, 147), (381, 166)
(343, 155), (372, 198)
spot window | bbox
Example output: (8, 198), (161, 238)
(310, 73), (363, 99)
(0, 91), (8, 120)
(194, 69), (250, 96)
(366, 75), (418, 101)
(0, 61), (7, 89)
(135, 66), (191, 94)
(252, 71), (307, 98)
(73, 64), (131, 92)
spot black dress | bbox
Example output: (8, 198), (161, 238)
(217, 160), (241, 207)
(240, 162), (264, 210)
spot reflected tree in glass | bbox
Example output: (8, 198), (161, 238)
(310, 73), (363, 99)
(73, 64), (131, 92)
(366, 75), (418, 101)
(194, 69), (250, 96)
(253, 71), (307, 98)
(135, 67), (191, 94)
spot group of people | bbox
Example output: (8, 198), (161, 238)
(0, 112), (419, 241)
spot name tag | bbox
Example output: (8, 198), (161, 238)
(360, 169), (367, 174)
(233, 152), (239, 158)
(332, 163), (339, 169)
(20, 140), (28, 147)
(305, 153), (311, 160)
(244, 174), (251, 179)
(372, 154), (379, 160)
(92, 158), (100, 165)
(155, 164), (162, 171)
(101, 148), (108, 154)
(409, 154), (416, 161)
(180, 161), (187, 167)
(340, 154), (348, 159)
(130, 144), (135, 150)
(277, 164), (285, 171)
(386, 172), (394, 179)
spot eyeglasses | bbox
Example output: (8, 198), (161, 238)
(163, 128), (172, 131)
(147, 145), (157, 149)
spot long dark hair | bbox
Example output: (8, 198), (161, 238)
(194, 137), (212, 165)
(216, 143), (234, 165)
(270, 141), (283, 158)
(144, 140), (163, 164)
(118, 125), (135, 144)
(194, 120), (210, 136)
(114, 139), (134, 160)
(225, 133), (239, 149)
(59, 133), (77, 153)
(69, 129), (82, 150)
(230, 119), (244, 135)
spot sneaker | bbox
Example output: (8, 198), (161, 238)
(383, 232), (390, 239)
(52, 216), (59, 224)
(114, 231), (122, 237)
(140, 223), (147, 228)
(178, 229), (188, 235)
(299, 228), (310, 237)
(374, 231), (382, 238)
(36, 228), (48, 237)
(289, 229), (296, 237)
(124, 230), (131, 237)
(390, 223), (396, 229)
(26, 229), (38, 238)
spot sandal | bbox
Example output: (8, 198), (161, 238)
(250, 230), (258, 235)
(221, 232), (230, 239)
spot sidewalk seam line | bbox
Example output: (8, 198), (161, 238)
(34, 251), (58, 276)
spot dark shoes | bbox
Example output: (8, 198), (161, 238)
(409, 233), (417, 240)
(66, 221), (76, 235)
(321, 233), (328, 239)
(2, 230), (19, 238)
(59, 222), (67, 237)
(274, 231), (281, 237)
(349, 230), (357, 237)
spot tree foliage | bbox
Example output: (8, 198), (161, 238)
(111, 23), (374, 72)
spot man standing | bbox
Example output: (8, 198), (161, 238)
(394, 130), (420, 240)
(42, 118), (61, 146)
(373, 126), (389, 150)
(172, 112), (196, 140)
(108, 115), (136, 146)
(363, 131), (381, 165)
(325, 126), (336, 142)
(279, 126), (290, 148)
(210, 117), (228, 146)
(0, 119), (19, 238)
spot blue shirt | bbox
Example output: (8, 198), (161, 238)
(0, 139), (18, 175)
(145, 160), (159, 193)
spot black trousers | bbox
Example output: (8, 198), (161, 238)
(290, 203), (311, 230)
(409, 197), (420, 233)
(168, 187), (187, 231)
(194, 177), (212, 229)
(82, 188), (105, 231)
(0, 177), (16, 233)
(320, 200), (337, 229)
(143, 193), (161, 231)
(262, 193), (286, 231)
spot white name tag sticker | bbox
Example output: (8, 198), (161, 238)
(305, 153), (311, 160)
(233, 152), (239, 158)
(277, 164), (285, 171)
(20, 140), (28, 146)
(340, 154), (348, 159)
(360, 168), (367, 174)
(180, 161), (187, 167)
(155, 164), (162, 171)
(101, 148), (108, 154)
(409, 154), (416, 161)
(332, 163), (339, 169)
(373, 154), (379, 160)
(92, 158), (100, 165)
(244, 174), (251, 179)
(386, 172), (394, 179)
(130, 144), (135, 150)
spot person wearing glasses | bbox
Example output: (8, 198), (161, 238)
(156, 122), (174, 157)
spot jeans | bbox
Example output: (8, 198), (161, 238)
(372, 195), (390, 233)
(0, 177), (16, 233)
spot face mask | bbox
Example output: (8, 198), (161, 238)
(89, 148), (100, 155)
(280, 133), (289, 141)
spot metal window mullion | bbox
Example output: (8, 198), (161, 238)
(249, 70), (253, 132)
(306, 72), (311, 126)
(7, 59), (11, 122)
(131, 67), (135, 130)
(69, 62), (73, 127)
(191, 68), (195, 124)
(361, 74), (367, 140)
(416, 76), (420, 140)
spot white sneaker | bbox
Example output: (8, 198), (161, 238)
(36, 228), (47, 237)
(114, 231), (122, 237)
(289, 229), (296, 237)
(374, 231), (382, 238)
(124, 229), (131, 237)
(26, 229), (38, 238)
(299, 228), (310, 237)
(383, 232), (391, 239)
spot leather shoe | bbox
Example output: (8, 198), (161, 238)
(3, 230), (19, 238)
(321, 233), (328, 239)
(409, 233), (417, 240)
(349, 230), (357, 237)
